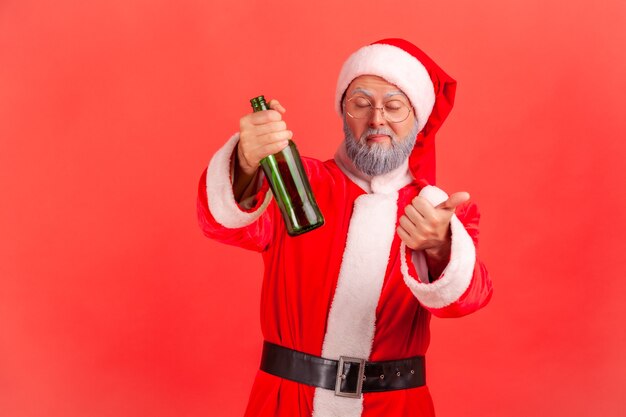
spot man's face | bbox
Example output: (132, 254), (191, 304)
(342, 75), (419, 176)
(343, 75), (417, 147)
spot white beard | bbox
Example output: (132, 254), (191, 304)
(343, 118), (419, 177)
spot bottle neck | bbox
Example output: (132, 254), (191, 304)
(250, 96), (269, 112)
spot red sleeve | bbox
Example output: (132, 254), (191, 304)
(428, 201), (493, 317)
(196, 133), (276, 252)
(401, 200), (493, 318)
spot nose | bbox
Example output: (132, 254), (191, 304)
(368, 107), (387, 128)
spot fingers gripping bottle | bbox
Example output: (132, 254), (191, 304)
(250, 95), (324, 236)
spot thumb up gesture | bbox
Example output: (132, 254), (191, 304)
(397, 191), (470, 252)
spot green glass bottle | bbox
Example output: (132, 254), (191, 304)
(250, 95), (324, 236)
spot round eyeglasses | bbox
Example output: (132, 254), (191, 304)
(345, 96), (412, 123)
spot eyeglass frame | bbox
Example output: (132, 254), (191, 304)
(343, 95), (414, 124)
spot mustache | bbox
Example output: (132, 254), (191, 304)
(360, 127), (398, 142)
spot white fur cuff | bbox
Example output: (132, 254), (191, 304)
(206, 133), (272, 228)
(399, 186), (476, 309)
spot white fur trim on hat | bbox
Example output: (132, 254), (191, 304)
(336, 43), (436, 133)
(399, 185), (476, 309)
(206, 133), (272, 228)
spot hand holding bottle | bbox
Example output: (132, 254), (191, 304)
(233, 95), (324, 236)
(237, 99), (292, 177)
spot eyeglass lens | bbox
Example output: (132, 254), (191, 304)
(345, 97), (411, 123)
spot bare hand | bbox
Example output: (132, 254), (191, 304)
(237, 99), (292, 176)
(397, 191), (470, 252)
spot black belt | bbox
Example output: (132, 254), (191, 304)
(260, 341), (425, 399)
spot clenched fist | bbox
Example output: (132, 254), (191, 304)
(397, 191), (470, 253)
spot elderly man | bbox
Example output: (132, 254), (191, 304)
(197, 38), (493, 417)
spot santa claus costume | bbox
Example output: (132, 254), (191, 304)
(197, 38), (493, 417)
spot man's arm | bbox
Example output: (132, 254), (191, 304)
(423, 231), (451, 279)
(398, 186), (493, 317)
(196, 134), (273, 252)
(232, 150), (260, 203)
(197, 99), (293, 251)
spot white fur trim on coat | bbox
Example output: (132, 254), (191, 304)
(205, 133), (272, 228)
(312, 190), (399, 417)
(400, 186), (476, 309)
(335, 43), (436, 133)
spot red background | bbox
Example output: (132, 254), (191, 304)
(1, 1), (625, 416)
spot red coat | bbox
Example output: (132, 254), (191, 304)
(197, 134), (493, 417)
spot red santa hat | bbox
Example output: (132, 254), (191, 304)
(335, 38), (457, 184)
